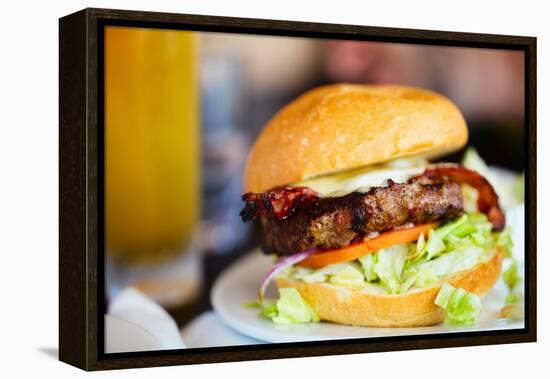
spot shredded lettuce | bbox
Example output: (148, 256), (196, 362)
(500, 245), (522, 311)
(512, 172), (525, 202)
(463, 148), (490, 177)
(497, 228), (514, 258)
(358, 253), (379, 282)
(399, 270), (421, 292)
(462, 184), (479, 213)
(505, 293), (519, 305)
(424, 229), (446, 260)
(499, 217), (523, 316)
(462, 147), (524, 210)
(503, 260), (521, 290)
(435, 283), (483, 325)
(436, 214), (469, 239)
(415, 232), (426, 257)
(405, 245), (486, 290)
(261, 288), (320, 324)
(329, 265), (366, 288)
(243, 299), (263, 308)
(261, 302), (278, 319)
(291, 266), (327, 283)
(372, 245), (408, 294)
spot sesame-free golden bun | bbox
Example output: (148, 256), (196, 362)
(275, 247), (503, 327)
(244, 84), (468, 193)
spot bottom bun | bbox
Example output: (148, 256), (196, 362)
(275, 247), (503, 327)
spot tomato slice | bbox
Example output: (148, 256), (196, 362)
(298, 222), (438, 268)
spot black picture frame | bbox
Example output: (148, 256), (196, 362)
(59, 7), (537, 371)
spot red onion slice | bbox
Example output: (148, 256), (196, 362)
(258, 250), (314, 301)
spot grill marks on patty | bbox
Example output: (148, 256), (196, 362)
(245, 176), (463, 256)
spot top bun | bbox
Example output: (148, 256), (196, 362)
(244, 84), (468, 193)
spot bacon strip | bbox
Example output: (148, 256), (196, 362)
(240, 186), (319, 222)
(418, 165), (505, 231)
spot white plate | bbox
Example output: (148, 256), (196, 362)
(211, 234), (525, 343)
(181, 311), (263, 347)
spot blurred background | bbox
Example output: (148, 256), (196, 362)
(104, 26), (525, 326)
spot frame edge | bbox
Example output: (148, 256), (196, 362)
(59, 8), (89, 371)
(58, 7), (537, 371)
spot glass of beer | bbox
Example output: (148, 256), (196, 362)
(104, 26), (200, 308)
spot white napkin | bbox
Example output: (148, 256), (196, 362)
(107, 287), (260, 352)
(108, 287), (186, 351)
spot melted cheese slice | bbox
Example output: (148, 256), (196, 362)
(295, 158), (427, 197)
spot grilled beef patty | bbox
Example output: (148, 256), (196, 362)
(242, 176), (463, 256)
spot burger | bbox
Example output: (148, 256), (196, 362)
(240, 84), (510, 327)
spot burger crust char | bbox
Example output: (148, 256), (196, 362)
(256, 175), (463, 255)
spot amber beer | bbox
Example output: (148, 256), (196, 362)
(105, 27), (200, 305)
